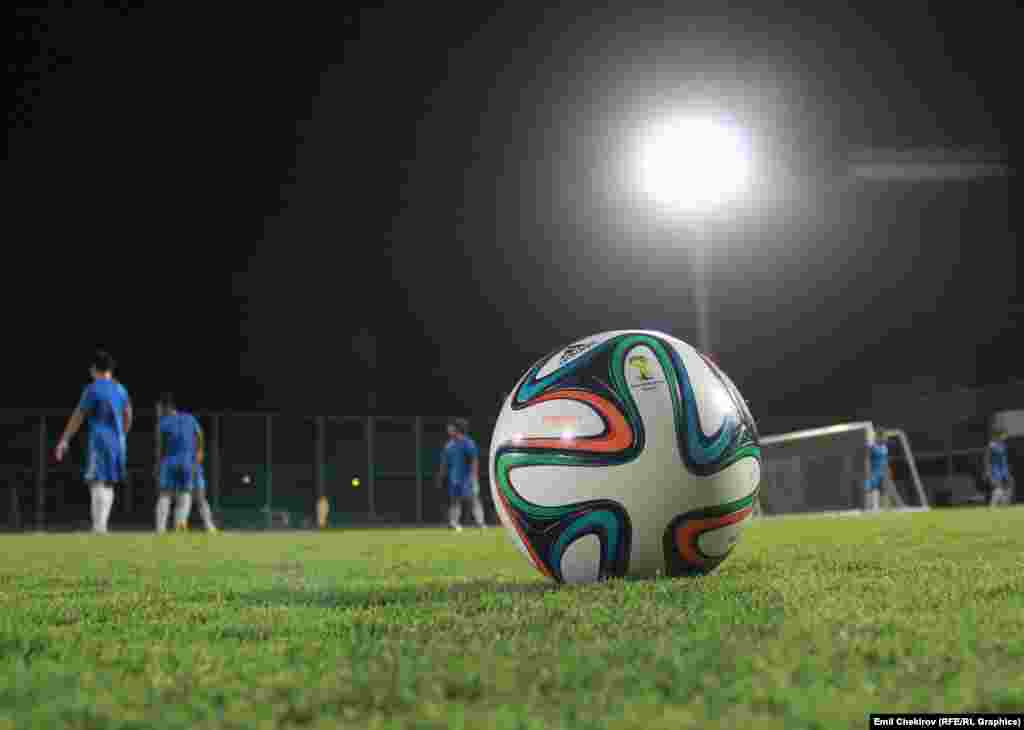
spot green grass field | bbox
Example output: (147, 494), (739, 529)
(1, 508), (1023, 729)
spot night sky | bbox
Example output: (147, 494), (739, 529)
(8, 3), (1017, 427)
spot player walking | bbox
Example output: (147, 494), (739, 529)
(984, 427), (1015, 507)
(54, 351), (132, 533)
(155, 393), (203, 532)
(436, 418), (485, 530)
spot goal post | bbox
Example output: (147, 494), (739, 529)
(756, 421), (930, 516)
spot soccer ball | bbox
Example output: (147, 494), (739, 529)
(489, 330), (761, 583)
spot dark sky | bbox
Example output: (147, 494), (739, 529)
(8, 3), (1017, 426)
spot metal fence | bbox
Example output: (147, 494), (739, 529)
(0, 411), (497, 531)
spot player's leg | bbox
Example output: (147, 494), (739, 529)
(84, 436), (117, 533)
(88, 483), (104, 532)
(194, 489), (217, 531)
(448, 490), (463, 530)
(96, 482), (114, 532)
(174, 489), (192, 531)
(194, 466), (217, 532)
(174, 464), (194, 531)
(156, 460), (176, 532)
(97, 435), (125, 533)
(989, 473), (1004, 507)
(155, 489), (173, 533)
(882, 474), (905, 509)
(996, 469), (1014, 506)
(994, 473), (1012, 506)
(470, 493), (485, 527)
(864, 476), (879, 511)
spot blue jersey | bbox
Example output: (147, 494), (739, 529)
(77, 378), (129, 483)
(443, 436), (479, 495)
(160, 412), (201, 465)
(78, 378), (130, 443)
(989, 440), (1010, 480)
(869, 443), (888, 477)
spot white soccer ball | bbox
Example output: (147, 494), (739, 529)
(489, 330), (761, 583)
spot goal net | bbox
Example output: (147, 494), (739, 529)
(756, 421), (929, 516)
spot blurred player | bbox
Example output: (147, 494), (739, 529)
(54, 350), (132, 533)
(984, 426), (1015, 507)
(864, 431), (889, 512)
(155, 392), (202, 532)
(436, 417), (485, 530)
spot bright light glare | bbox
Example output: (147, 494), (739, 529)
(560, 429), (575, 441)
(637, 117), (751, 213)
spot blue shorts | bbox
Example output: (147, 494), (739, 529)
(84, 433), (126, 484)
(448, 478), (478, 499)
(990, 467), (1010, 484)
(160, 461), (196, 492)
(865, 474), (883, 491)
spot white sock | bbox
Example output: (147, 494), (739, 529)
(991, 487), (1006, 507)
(471, 496), (485, 527)
(89, 485), (104, 532)
(156, 494), (171, 532)
(448, 500), (462, 528)
(99, 486), (115, 532)
(197, 494), (216, 530)
(174, 492), (193, 526)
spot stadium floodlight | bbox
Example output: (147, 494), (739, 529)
(634, 115), (753, 354)
(637, 116), (752, 213)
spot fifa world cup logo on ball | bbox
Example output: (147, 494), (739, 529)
(628, 354), (655, 381)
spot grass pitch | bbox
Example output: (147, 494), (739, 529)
(1, 508), (1023, 729)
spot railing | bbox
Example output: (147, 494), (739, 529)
(0, 411), (497, 530)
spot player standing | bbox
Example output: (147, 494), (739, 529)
(984, 427), (1015, 507)
(436, 417), (485, 530)
(155, 393), (202, 532)
(864, 431), (889, 512)
(54, 350), (132, 533)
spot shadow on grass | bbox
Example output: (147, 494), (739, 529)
(235, 578), (559, 610)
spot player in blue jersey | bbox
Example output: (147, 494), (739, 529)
(984, 427), (1015, 507)
(155, 393), (203, 532)
(436, 417), (485, 530)
(865, 431), (891, 512)
(55, 351), (132, 533)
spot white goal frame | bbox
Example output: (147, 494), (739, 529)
(757, 421), (930, 514)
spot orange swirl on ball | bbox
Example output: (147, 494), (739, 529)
(518, 389), (634, 452)
(673, 506), (753, 569)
